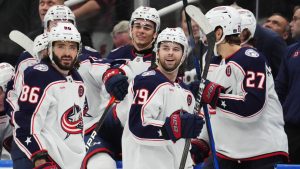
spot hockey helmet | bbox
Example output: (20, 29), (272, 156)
(129, 6), (160, 36)
(238, 9), (257, 39)
(44, 5), (76, 30)
(33, 33), (48, 61)
(155, 27), (188, 67)
(205, 6), (241, 44)
(48, 22), (81, 62)
(0, 63), (14, 92)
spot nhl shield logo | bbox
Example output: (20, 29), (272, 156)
(78, 85), (84, 97)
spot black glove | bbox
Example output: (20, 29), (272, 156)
(31, 151), (60, 169)
(190, 138), (210, 164)
(102, 68), (129, 101)
(162, 111), (204, 142)
(201, 80), (224, 108)
(188, 80), (200, 98)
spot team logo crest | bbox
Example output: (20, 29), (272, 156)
(33, 64), (48, 72)
(187, 94), (192, 106)
(78, 85), (84, 97)
(226, 65), (231, 77)
(245, 49), (259, 58)
(61, 104), (83, 139)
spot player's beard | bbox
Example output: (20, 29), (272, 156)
(158, 58), (181, 72)
(52, 53), (76, 71)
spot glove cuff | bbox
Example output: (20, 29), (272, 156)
(102, 68), (125, 84)
(31, 150), (49, 164)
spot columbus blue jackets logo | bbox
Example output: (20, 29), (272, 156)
(61, 104), (83, 139)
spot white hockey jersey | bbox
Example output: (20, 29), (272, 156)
(77, 56), (111, 132)
(122, 69), (195, 169)
(200, 47), (288, 159)
(81, 50), (154, 132)
(13, 62), (86, 169)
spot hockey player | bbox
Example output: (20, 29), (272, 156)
(6, 33), (48, 117)
(6, 5), (78, 117)
(121, 27), (204, 169)
(196, 6), (288, 169)
(0, 63), (14, 159)
(13, 22), (86, 169)
(81, 6), (161, 169)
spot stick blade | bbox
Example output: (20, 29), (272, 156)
(9, 30), (34, 56)
(186, 5), (213, 35)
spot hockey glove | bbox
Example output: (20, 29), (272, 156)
(102, 68), (129, 101)
(31, 151), (60, 169)
(188, 80), (200, 98)
(162, 111), (204, 142)
(190, 138), (210, 164)
(201, 80), (224, 108)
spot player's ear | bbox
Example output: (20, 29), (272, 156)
(153, 32), (158, 39)
(215, 27), (223, 42)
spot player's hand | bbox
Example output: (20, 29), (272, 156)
(190, 138), (210, 164)
(162, 111), (204, 142)
(102, 68), (129, 101)
(32, 151), (60, 169)
(201, 80), (224, 108)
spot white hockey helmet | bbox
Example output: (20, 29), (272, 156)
(48, 22), (81, 62)
(33, 33), (48, 61)
(129, 6), (160, 36)
(0, 63), (14, 92)
(44, 5), (76, 30)
(155, 27), (188, 68)
(205, 6), (241, 44)
(238, 9), (257, 39)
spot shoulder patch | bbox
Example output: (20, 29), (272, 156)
(33, 64), (48, 72)
(141, 70), (156, 76)
(245, 49), (259, 58)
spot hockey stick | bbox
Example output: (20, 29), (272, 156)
(186, 5), (220, 169)
(158, 0), (197, 17)
(85, 96), (116, 150)
(9, 30), (34, 56)
(179, 5), (220, 169)
(178, 0), (201, 167)
(64, 0), (86, 7)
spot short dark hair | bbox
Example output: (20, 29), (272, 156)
(225, 34), (241, 46)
